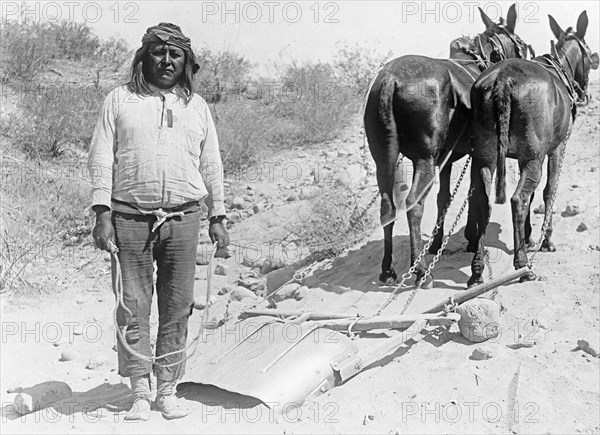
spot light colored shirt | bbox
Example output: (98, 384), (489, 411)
(87, 85), (226, 218)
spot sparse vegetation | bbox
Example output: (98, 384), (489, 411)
(0, 18), (388, 293)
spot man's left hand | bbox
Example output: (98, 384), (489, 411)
(209, 222), (231, 258)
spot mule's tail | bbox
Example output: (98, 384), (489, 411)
(367, 75), (401, 225)
(492, 78), (513, 204)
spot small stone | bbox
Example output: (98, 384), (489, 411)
(286, 192), (298, 202)
(229, 286), (258, 302)
(533, 204), (545, 214)
(196, 251), (211, 265)
(471, 346), (493, 360)
(260, 257), (286, 274)
(218, 286), (231, 295)
(227, 212), (242, 224)
(231, 197), (245, 209)
(72, 325), (83, 336)
(293, 286), (308, 301)
(214, 264), (228, 276)
(75, 297), (87, 305)
(242, 256), (257, 267)
(60, 347), (78, 362)
(456, 298), (500, 343)
(576, 222), (588, 232)
(270, 283), (301, 302)
(193, 298), (206, 310)
(86, 351), (108, 370)
(237, 276), (259, 289)
(562, 204), (580, 217)
(252, 204), (262, 214)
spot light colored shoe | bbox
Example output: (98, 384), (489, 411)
(124, 397), (151, 421)
(156, 395), (190, 420)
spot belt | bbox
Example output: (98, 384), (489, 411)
(112, 199), (199, 232)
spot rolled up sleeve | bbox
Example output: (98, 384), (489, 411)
(199, 103), (226, 218)
(87, 90), (117, 209)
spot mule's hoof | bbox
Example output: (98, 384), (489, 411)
(379, 270), (397, 286)
(540, 242), (556, 252)
(519, 271), (537, 283)
(467, 275), (484, 288)
(525, 241), (537, 252)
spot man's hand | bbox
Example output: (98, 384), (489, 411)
(92, 205), (116, 252)
(209, 221), (230, 259)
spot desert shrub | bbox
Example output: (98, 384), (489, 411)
(0, 157), (93, 293)
(283, 183), (379, 261)
(270, 61), (356, 147)
(212, 100), (275, 170)
(194, 48), (254, 103)
(0, 21), (51, 82)
(333, 40), (393, 95)
(1, 19), (129, 83)
(2, 83), (107, 158)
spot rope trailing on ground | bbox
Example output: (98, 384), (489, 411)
(110, 240), (218, 368)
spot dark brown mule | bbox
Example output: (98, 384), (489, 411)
(364, 5), (531, 285)
(467, 11), (599, 286)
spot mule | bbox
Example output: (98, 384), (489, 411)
(467, 11), (599, 286)
(364, 4), (532, 285)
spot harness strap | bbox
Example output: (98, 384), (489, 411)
(447, 59), (477, 82)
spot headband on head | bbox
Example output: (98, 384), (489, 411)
(142, 23), (200, 73)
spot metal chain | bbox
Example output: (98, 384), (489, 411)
(484, 247), (497, 299)
(375, 156), (472, 316)
(528, 128), (571, 267)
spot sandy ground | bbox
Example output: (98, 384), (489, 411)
(1, 85), (599, 434)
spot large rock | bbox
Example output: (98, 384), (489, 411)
(456, 298), (500, 343)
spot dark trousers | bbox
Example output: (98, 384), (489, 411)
(111, 210), (199, 381)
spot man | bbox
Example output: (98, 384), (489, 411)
(88, 22), (229, 421)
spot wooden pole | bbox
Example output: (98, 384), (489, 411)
(420, 267), (531, 314)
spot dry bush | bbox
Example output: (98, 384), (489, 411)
(283, 183), (378, 262)
(333, 40), (393, 95)
(0, 157), (93, 293)
(1, 84), (106, 158)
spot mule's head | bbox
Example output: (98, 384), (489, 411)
(476, 4), (532, 64)
(549, 11), (599, 102)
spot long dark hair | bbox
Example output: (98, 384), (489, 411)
(126, 44), (197, 105)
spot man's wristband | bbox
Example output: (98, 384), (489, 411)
(209, 215), (226, 225)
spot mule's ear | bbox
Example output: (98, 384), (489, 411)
(591, 52), (599, 70)
(506, 4), (517, 34)
(479, 7), (495, 29)
(548, 15), (565, 41)
(576, 11), (589, 39)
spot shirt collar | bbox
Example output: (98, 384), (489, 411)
(148, 83), (178, 95)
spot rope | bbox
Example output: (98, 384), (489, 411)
(110, 240), (218, 369)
